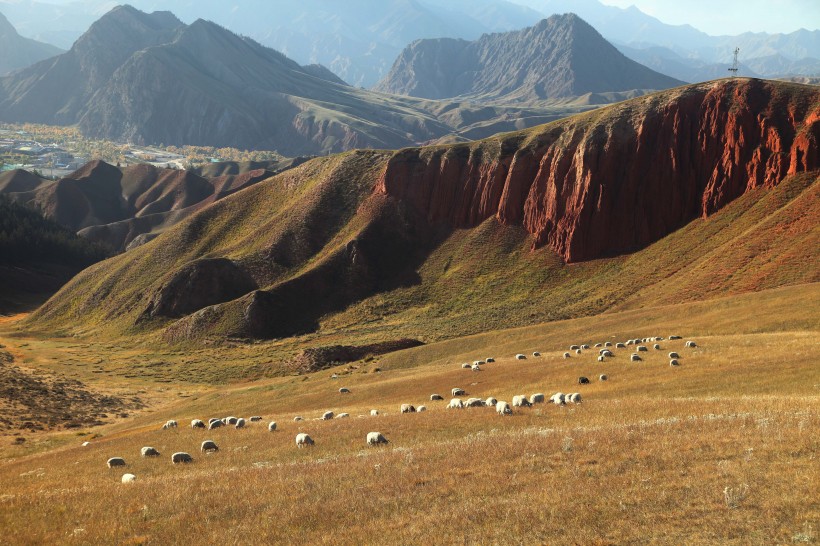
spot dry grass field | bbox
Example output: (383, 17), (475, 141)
(0, 283), (818, 544)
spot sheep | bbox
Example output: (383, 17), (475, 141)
(512, 395), (531, 407)
(367, 432), (389, 446)
(161, 420), (178, 430)
(568, 393), (582, 404)
(637, 346), (648, 352)
(430, 394), (444, 401)
(81, 441), (91, 447)
(515, 354), (526, 360)
(653, 344), (661, 350)
(225, 417), (238, 425)
(208, 418), (221, 425)
(295, 433), (314, 448)
(602, 350), (614, 357)
(401, 404), (416, 413)
(452, 388), (465, 396)
(447, 398), (464, 409)
(465, 398), (485, 407)
(604, 342), (613, 347)
(473, 360), (485, 366)
(485, 397), (498, 407)
(550, 393), (565, 405)
(472, 364), (481, 371)
(594, 343), (602, 348)
(530, 393), (545, 404)
(578, 376), (590, 384)
(339, 387), (350, 394)
(370, 409), (379, 416)
(171, 452), (193, 464)
(208, 420), (223, 430)
(249, 416), (262, 422)
(581, 344), (590, 350)
(685, 341), (698, 348)
(235, 418), (246, 429)
(669, 335), (682, 340)
(268, 421), (278, 431)
(140, 447), (160, 458)
(532, 351), (541, 357)
(201, 440), (219, 453)
(569, 345), (580, 351)
(190, 419), (205, 429)
(121, 473), (136, 484)
(630, 354), (642, 362)
(599, 374), (608, 381)
(321, 411), (334, 420)
(417, 405), (427, 412)
(563, 352), (571, 359)
(485, 358), (495, 363)
(615, 342), (626, 348)
(670, 359), (680, 366)
(461, 363), (472, 369)
(293, 416), (304, 422)
(496, 401), (512, 415)
(335, 413), (350, 419)
(597, 356), (605, 362)
(575, 349), (582, 355)
(669, 352), (681, 359)
(107, 457), (126, 468)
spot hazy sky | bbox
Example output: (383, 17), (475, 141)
(598, 0), (819, 35)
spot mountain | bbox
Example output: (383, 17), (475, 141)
(28, 79), (819, 344)
(375, 14), (685, 102)
(0, 11), (62, 75)
(0, 6), (584, 156)
(0, 157), (307, 252)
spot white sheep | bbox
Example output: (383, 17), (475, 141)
(485, 397), (498, 407)
(615, 342), (626, 348)
(140, 446), (160, 457)
(653, 344), (661, 350)
(339, 387), (350, 394)
(321, 411), (334, 420)
(575, 349), (582, 355)
(530, 393), (545, 404)
(568, 393), (582, 404)
(447, 398), (464, 409)
(401, 404), (416, 413)
(581, 344), (590, 350)
(295, 433), (314, 448)
(335, 413), (349, 419)
(367, 432), (388, 446)
(685, 341), (698, 348)
(461, 363), (471, 369)
(496, 401), (512, 415)
(235, 418), (246, 429)
(550, 393), (565, 405)
(268, 421), (277, 431)
(485, 358), (495, 363)
(171, 452), (193, 464)
(430, 394), (443, 401)
(602, 350), (614, 357)
(452, 388), (465, 396)
(630, 354), (642, 362)
(201, 440), (219, 453)
(515, 354), (526, 360)
(473, 360), (485, 366)
(563, 352), (571, 359)
(569, 345), (580, 350)
(472, 364), (481, 371)
(597, 355), (605, 362)
(465, 398), (485, 407)
(208, 420), (223, 430)
(512, 395), (531, 407)
(293, 416), (304, 422)
(599, 374), (608, 381)
(670, 359), (680, 366)
(107, 457), (126, 468)
(370, 409), (379, 416)
(532, 351), (541, 357)
(191, 419), (205, 429)
(637, 346), (648, 352)
(161, 420), (177, 430)
(225, 417), (238, 425)
(604, 342), (612, 347)
(249, 416), (262, 422)
(669, 335), (682, 340)
(121, 473), (136, 484)
(594, 343), (602, 348)
(417, 405), (427, 412)
(669, 352), (681, 359)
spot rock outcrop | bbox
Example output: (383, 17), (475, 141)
(376, 79), (819, 262)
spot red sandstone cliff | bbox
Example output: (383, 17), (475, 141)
(376, 79), (819, 262)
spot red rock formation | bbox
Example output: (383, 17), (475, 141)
(376, 79), (820, 262)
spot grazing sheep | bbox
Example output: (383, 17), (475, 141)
(568, 393), (582, 404)
(532, 352), (541, 357)
(599, 374), (608, 381)
(417, 405), (427, 412)
(515, 354), (526, 360)
(191, 419), (205, 429)
(530, 393), (545, 404)
(465, 398), (485, 407)
(367, 432), (389, 446)
(597, 356), (605, 362)
(171, 452), (193, 464)
(670, 359), (680, 366)
(293, 416), (304, 422)
(581, 344), (590, 350)
(461, 363), (472, 369)
(268, 421), (277, 431)
(140, 447), (160, 458)
(161, 420), (177, 430)
(669, 352), (681, 359)
(653, 344), (661, 350)
(685, 341), (698, 348)
(339, 387), (350, 394)
(616, 343), (626, 348)
(226, 417), (238, 425)
(473, 360), (485, 366)
(569, 345), (580, 351)
(452, 388), (465, 396)
(485, 397), (498, 407)
(496, 401), (512, 415)
(208, 418), (220, 425)
(602, 350), (614, 357)
(208, 420), (223, 430)
(121, 473), (136, 484)
(81, 441), (91, 447)
(630, 354), (642, 362)
(472, 364), (481, 371)
(295, 433), (314, 448)
(430, 394), (444, 401)
(447, 398), (464, 409)
(578, 376), (590, 384)
(563, 352), (571, 359)
(335, 413), (350, 419)
(637, 346), (648, 352)
(235, 418), (246, 429)
(512, 395), (531, 407)
(604, 342), (613, 347)
(401, 404), (416, 413)
(575, 349), (582, 355)
(249, 416), (262, 422)
(201, 440), (219, 453)
(594, 343), (602, 348)
(107, 457), (126, 468)
(550, 393), (565, 405)
(321, 411), (334, 420)
(669, 335), (682, 340)
(485, 358), (495, 363)
(370, 410), (379, 416)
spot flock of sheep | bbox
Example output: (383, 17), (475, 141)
(101, 334), (698, 483)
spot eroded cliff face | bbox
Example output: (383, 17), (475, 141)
(376, 79), (819, 262)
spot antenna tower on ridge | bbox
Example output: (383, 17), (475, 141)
(728, 47), (740, 77)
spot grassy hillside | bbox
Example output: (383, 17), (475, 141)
(0, 283), (817, 544)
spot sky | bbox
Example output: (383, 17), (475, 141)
(598, 0), (819, 35)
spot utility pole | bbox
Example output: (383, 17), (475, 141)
(728, 47), (740, 77)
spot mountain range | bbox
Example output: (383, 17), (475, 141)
(27, 79), (819, 344)
(375, 14), (684, 101)
(0, 11), (62, 75)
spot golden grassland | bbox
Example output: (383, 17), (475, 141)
(0, 283), (818, 544)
